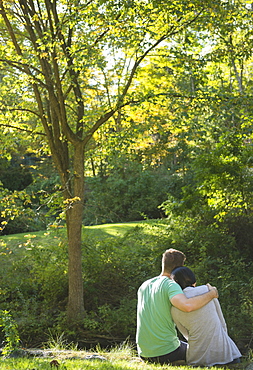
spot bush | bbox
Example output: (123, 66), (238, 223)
(0, 236), (68, 346)
(83, 164), (170, 224)
(0, 158), (33, 191)
(0, 310), (20, 355)
(0, 183), (48, 235)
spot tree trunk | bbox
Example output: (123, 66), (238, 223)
(66, 143), (85, 321)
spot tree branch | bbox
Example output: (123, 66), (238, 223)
(0, 107), (41, 117)
(0, 58), (47, 87)
(0, 122), (46, 136)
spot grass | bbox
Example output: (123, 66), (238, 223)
(83, 221), (148, 238)
(0, 220), (149, 250)
(0, 336), (251, 370)
(0, 221), (144, 269)
(0, 220), (154, 271)
(0, 357), (157, 370)
(0, 341), (248, 370)
(0, 345), (250, 370)
(0, 356), (145, 370)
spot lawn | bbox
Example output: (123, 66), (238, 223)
(0, 357), (186, 370)
(0, 345), (238, 370)
(0, 220), (148, 249)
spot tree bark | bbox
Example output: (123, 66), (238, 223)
(65, 143), (85, 320)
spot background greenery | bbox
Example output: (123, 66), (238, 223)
(0, 218), (252, 356)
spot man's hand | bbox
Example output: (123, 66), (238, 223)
(171, 284), (219, 312)
(206, 283), (219, 298)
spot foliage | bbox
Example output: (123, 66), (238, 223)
(0, 310), (20, 356)
(0, 0), (245, 320)
(1, 221), (252, 355)
(0, 154), (66, 235)
(0, 183), (47, 235)
(83, 161), (170, 224)
(0, 158), (33, 191)
(0, 233), (68, 345)
(177, 129), (253, 221)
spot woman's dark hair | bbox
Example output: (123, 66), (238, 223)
(171, 266), (196, 290)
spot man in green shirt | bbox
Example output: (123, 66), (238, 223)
(136, 248), (218, 364)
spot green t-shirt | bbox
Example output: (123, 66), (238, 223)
(136, 275), (183, 358)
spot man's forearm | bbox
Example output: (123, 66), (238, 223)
(185, 287), (218, 312)
(171, 285), (218, 312)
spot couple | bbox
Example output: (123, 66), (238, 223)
(136, 248), (241, 367)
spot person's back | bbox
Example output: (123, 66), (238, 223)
(171, 269), (241, 366)
(136, 249), (219, 365)
(136, 275), (183, 358)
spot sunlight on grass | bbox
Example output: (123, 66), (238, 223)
(0, 229), (64, 250)
(0, 355), (244, 370)
(43, 329), (78, 352)
(0, 220), (151, 250)
(0, 339), (250, 370)
(83, 221), (145, 238)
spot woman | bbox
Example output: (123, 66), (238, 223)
(171, 266), (241, 367)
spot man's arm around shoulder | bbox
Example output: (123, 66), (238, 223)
(170, 284), (218, 312)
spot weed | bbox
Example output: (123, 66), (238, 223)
(0, 310), (20, 356)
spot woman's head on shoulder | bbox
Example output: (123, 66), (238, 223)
(171, 266), (196, 290)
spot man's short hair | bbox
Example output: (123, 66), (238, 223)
(162, 248), (186, 274)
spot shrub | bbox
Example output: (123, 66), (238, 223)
(0, 184), (47, 235)
(0, 236), (68, 346)
(0, 310), (20, 355)
(83, 164), (170, 224)
(0, 159), (33, 191)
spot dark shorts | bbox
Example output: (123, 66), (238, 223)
(141, 341), (187, 365)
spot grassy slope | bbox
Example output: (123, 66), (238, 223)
(0, 221), (147, 248)
(83, 221), (147, 238)
(0, 221), (149, 284)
